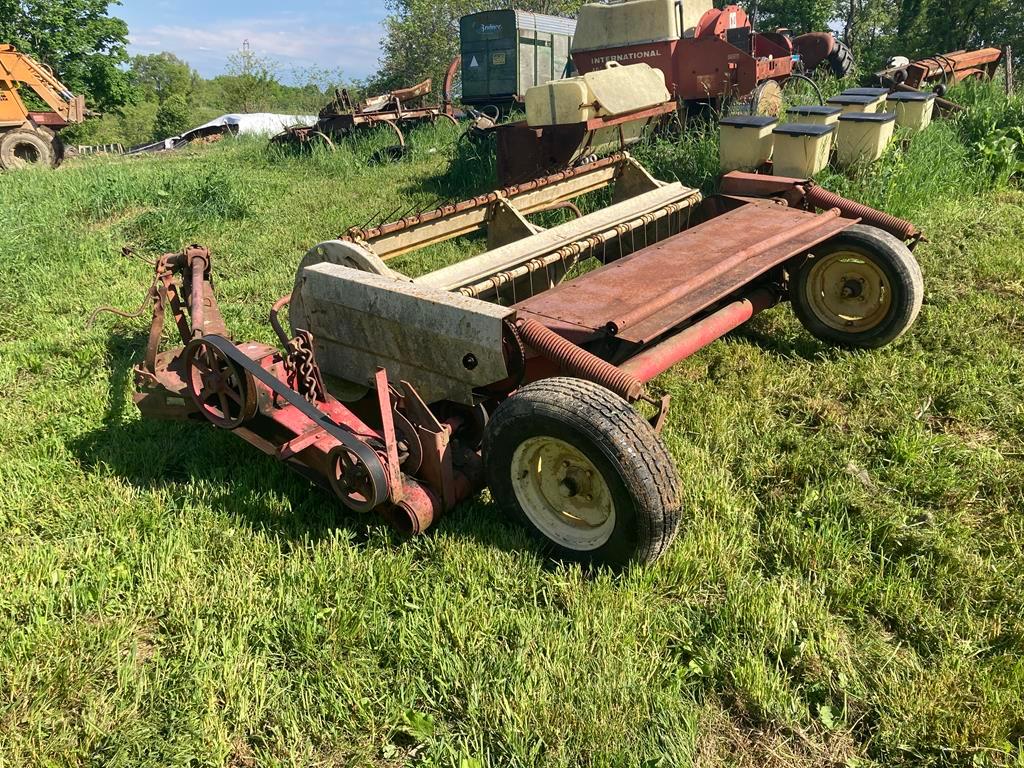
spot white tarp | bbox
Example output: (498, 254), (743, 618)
(185, 112), (318, 139)
(128, 112), (319, 154)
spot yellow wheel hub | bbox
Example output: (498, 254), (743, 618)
(510, 436), (615, 551)
(804, 248), (893, 332)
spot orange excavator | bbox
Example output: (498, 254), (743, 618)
(0, 44), (87, 170)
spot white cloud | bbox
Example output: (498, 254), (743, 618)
(128, 14), (385, 80)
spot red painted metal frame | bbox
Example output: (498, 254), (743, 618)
(884, 48), (1004, 90)
(618, 288), (780, 382)
(27, 111), (68, 127)
(118, 173), (921, 539)
(126, 249), (466, 536)
(571, 5), (796, 103)
(493, 103), (677, 184)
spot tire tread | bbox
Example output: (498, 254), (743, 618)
(791, 224), (923, 349)
(483, 377), (682, 567)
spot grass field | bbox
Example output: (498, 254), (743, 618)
(2, 83), (1023, 767)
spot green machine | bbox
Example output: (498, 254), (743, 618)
(459, 9), (577, 111)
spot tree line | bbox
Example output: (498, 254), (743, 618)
(749, 0), (1021, 71)
(1, 1), (348, 146)
(1, 0), (1019, 147)
(378, 0), (1021, 93)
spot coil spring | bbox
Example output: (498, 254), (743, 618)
(803, 185), (920, 243)
(516, 318), (643, 402)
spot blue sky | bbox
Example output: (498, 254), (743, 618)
(117, 0), (389, 81)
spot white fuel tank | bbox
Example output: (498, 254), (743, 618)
(525, 62), (671, 127)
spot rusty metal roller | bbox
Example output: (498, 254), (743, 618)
(516, 318), (643, 402)
(802, 184), (920, 243)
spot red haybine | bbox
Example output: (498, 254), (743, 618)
(113, 157), (923, 569)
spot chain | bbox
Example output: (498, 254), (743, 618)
(284, 330), (326, 403)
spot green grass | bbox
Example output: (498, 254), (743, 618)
(2, 90), (1024, 767)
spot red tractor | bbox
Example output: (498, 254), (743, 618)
(570, 0), (853, 114)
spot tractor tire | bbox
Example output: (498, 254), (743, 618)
(0, 128), (57, 170)
(483, 377), (682, 570)
(790, 224), (923, 349)
(42, 128), (66, 165)
(828, 40), (856, 79)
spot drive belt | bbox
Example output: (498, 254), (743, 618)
(198, 334), (390, 509)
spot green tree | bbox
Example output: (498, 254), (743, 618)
(376, 0), (579, 95)
(222, 45), (280, 112)
(750, 0), (835, 33)
(835, 0), (900, 70)
(131, 52), (195, 104)
(835, 0), (1018, 73)
(152, 92), (191, 139)
(0, 0), (134, 110)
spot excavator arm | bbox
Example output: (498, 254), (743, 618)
(0, 44), (86, 128)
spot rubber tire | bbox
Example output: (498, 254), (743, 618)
(790, 224), (923, 349)
(36, 125), (65, 165)
(0, 129), (55, 170)
(483, 377), (682, 570)
(828, 40), (855, 79)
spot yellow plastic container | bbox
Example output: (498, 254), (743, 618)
(719, 115), (779, 172)
(785, 105), (842, 126)
(525, 61), (670, 126)
(772, 123), (835, 178)
(827, 93), (885, 114)
(842, 87), (891, 98)
(885, 91), (936, 133)
(842, 88), (889, 114)
(836, 112), (896, 167)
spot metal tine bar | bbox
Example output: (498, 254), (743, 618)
(428, 195), (454, 214)
(358, 211), (382, 230)
(373, 205), (403, 228)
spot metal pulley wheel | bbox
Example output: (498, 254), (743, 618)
(329, 446), (389, 513)
(184, 337), (258, 428)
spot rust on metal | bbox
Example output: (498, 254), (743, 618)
(800, 184), (921, 244)
(618, 288), (781, 382)
(718, 172), (921, 244)
(101, 156), (925, 557)
(878, 47), (1003, 91)
(273, 72), (459, 153)
(344, 154), (680, 263)
(493, 101), (678, 185)
(515, 317), (644, 402)
(515, 203), (849, 345)
(347, 153), (625, 246)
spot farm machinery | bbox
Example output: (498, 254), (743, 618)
(878, 47), (1004, 96)
(113, 155), (923, 569)
(273, 68), (460, 157)
(0, 44), (87, 169)
(474, 0), (855, 183)
(570, 0), (853, 115)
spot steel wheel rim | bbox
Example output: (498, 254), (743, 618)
(804, 248), (893, 332)
(510, 436), (615, 551)
(14, 141), (41, 165)
(752, 80), (783, 117)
